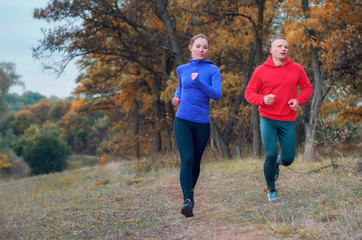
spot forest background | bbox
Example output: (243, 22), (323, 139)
(0, 0), (361, 239)
(0, 0), (361, 176)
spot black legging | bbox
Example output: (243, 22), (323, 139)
(174, 117), (210, 201)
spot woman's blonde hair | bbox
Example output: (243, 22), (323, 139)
(190, 34), (210, 46)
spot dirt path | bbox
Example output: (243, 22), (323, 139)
(162, 178), (276, 240)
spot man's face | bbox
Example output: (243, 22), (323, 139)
(270, 39), (289, 60)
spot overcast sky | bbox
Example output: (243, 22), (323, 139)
(0, 0), (79, 98)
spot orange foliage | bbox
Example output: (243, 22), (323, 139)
(99, 153), (112, 165)
(0, 153), (11, 171)
(34, 0), (360, 159)
(69, 0), (281, 157)
(282, 0), (361, 123)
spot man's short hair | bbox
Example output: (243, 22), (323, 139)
(270, 37), (287, 47)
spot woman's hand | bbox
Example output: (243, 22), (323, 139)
(191, 73), (198, 81)
(172, 97), (180, 106)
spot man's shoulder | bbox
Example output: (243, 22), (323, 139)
(292, 62), (303, 68)
(254, 63), (268, 73)
(288, 60), (305, 71)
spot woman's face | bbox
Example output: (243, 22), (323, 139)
(189, 37), (209, 61)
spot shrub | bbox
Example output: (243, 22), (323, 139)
(0, 153), (11, 171)
(13, 122), (71, 175)
(315, 116), (357, 166)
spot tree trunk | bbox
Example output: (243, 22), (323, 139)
(134, 100), (140, 159)
(250, 0), (265, 159)
(302, 0), (324, 161)
(219, 2), (262, 159)
(156, 0), (187, 153)
(166, 101), (175, 151)
(251, 105), (261, 158)
(222, 44), (256, 148)
(152, 72), (163, 153)
(156, 0), (184, 65)
(211, 120), (232, 159)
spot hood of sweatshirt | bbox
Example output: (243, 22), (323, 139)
(263, 56), (292, 69)
(189, 59), (213, 64)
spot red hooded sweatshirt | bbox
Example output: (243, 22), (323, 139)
(245, 56), (313, 121)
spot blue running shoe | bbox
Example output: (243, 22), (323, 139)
(267, 190), (280, 203)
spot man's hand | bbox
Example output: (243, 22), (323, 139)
(288, 99), (299, 111)
(263, 94), (276, 105)
(172, 97), (180, 106)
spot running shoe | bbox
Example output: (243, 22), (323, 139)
(181, 200), (194, 217)
(267, 190), (280, 203)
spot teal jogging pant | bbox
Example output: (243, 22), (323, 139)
(260, 116), (296, 190)
(174, 117), (210, 201)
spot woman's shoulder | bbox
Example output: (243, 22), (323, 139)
(208, 64), (220, 74)
(204, 61), (220, 71)
(177, 62), (192, 71)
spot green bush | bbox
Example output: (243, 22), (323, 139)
(13, 122), (71, 175)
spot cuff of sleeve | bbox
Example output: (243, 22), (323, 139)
(295, 97), (303, 106)
(194, 76), (200, 83)
(258, 95), (265, 105)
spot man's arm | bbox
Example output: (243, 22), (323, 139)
(295, 66), (313, 105)
(245, 68), (264, 105)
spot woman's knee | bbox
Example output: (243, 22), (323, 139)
(181, 154), (194, 168)
(265, 153), (278, 163)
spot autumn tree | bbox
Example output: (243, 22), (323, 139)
(12, 99), (50, 135)
(32, 0), (198, 157)
(0, 62), (24, 172)
(58, 99), (108, 154)
(12, 110), (37, 135)
(0, 153), (11, 173)
(320, 0), (361, 125)
(47, 99), (72, 123)
(32, 0), (283, 160)
(0, 62), (23, 123)
(32, 0), (360, 162)
(4, 91), (45, 112)
(281, 0), (361, 160)
(183, 0), (282, 158)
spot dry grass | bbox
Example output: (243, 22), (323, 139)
(0, 154), (360, 239)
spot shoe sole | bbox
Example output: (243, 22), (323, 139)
(181, 205), (194, 218)
(268, 199), (280, 203)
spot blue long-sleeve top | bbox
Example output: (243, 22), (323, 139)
(174, 59), (222, 123)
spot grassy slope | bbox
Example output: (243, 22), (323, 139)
(0, 156), (361, 240)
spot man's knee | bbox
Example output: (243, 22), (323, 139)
(281, 156), (294, 166)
